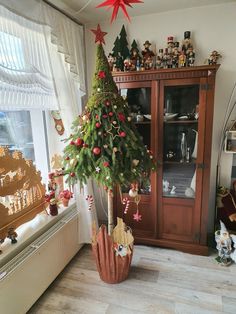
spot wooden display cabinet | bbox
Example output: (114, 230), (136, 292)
(113, 65), (219, 255)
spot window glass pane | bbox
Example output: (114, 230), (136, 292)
(0, 31), (25, 69)
(0, 111), (34, 161)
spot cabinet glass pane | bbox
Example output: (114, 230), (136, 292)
(163, 85), (199, 199)
(121, 87), (151, 195)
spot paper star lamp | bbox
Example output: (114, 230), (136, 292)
(96, 0), (143, 23)
(90, 24), (107, 44)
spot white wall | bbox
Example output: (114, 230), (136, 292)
(85, 2), (236, 232)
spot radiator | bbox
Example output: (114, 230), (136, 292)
(0, 207), (82, 314)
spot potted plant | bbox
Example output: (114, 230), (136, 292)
(45, 191), (58, 216)
(59, 189), (73, 207)
(63, 38), (155, 283)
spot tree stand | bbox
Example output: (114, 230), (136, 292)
(92, 193), (134, 284)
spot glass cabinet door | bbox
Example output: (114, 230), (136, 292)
(162, 84), (199, 199)
(120, 86), (152, 195)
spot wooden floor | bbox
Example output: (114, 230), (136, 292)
(28, 244), (236, 314)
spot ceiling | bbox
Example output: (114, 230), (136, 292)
(45, 0), (235, 25)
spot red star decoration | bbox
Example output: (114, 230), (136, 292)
(90, 24), (107, 44)
(97, 0), (143, 23)
(133, 210), (142, 222)
(98, 70), (106, 78)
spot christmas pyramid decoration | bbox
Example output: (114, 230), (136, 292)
(63, 43), (155, 195)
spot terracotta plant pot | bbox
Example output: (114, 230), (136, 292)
(61, 198), (69, 207)
(92, 223), (133, 284)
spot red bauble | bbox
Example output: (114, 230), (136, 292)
(65, 156), (70, 160)
(103, 161), (109, 167)
(118, 112), (126, 122)
(95, 114), (99, 120)
(102, 114), (108, 119)
(119, 131), (126, 137)
(75, 138), (84, 146)
(105, 100), (110, 106)
(93, 147), (101, 155)
(70, 140), (75, 145)
(95, 122), (101, 128)
(98, 70), (106, 78)
(109, 112), (113, 117)
(70, 172), (75, 177)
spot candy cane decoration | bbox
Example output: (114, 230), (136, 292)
(122, 197), (130, 214)
(86, 195), (94, 211)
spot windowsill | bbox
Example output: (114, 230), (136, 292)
(0, 201), (77, 267)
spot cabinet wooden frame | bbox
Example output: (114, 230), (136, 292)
(113, 65), (219, 255)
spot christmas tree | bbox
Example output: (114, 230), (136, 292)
(119, 25), (130, 60)
(63, 43), (155, 235)
(130, 39), (139, 53)
(112, 36), (120, 59)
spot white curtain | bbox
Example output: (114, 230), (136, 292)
(0, 4), (58, 110)
(0, 1), (97, 244)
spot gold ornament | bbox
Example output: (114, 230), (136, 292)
(132, 159), (139, 166)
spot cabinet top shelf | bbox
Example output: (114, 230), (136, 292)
(112, 64), (220, 83)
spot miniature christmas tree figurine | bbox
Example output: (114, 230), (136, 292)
(119, 25), (130, 61)
(63, 43), (155, 236)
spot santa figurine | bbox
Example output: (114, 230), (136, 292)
(215, 221), (232, 266)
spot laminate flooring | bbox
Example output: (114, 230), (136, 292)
(28, 244), (236, 314)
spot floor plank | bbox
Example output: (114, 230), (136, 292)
(28, 244), (236, 314)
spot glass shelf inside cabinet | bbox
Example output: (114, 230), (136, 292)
(163, 84), (199, 199)
(121, 87), (151, 195)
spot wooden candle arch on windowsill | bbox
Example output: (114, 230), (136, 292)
(0, 146), (46, 253)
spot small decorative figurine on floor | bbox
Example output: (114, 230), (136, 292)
(215, 221), (232, 266)
(141, 40), (155, 69)
(208, 50), (222, 65)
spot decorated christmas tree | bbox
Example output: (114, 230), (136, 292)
(63, 35), (155, 235)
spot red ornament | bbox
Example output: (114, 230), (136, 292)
(102, 114), (108, 119)
(98, 70), (106, 78)
(70, 140), (75, 145)
(119, 131), (126, 137)
(65, 156), (70, 160)
(105, 100), (110, 106)
(118, 112), (126, 122)
(95, 122), (101, 128)
(95, 114), (99, 120)
(93, 147), (101, 155)
(108, 112), (113, 117)
(96, 0), (143, 23)
(75, 138), (84, 146)
(90, 24), (107, 44)
(70, 172), (76, 177)
(103, 161), (109, 167)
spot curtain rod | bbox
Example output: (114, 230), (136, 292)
(43, 0), (84, 26)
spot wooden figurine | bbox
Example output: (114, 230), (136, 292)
(141, 40), (155, 69)
(181, 31), (192, 53)
(179, 51), (186, 67)
(208, 50), (222, 65)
